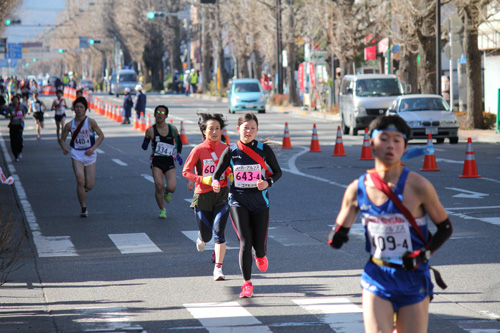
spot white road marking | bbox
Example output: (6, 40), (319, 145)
(293, 297), (364, 333)
(75, 307), (144, 332)
(108, 233), (162, 254)
(435, 158), (463, 164)
(445, 187), (488, 199)
(95, 148), (105, 154)
(0, 131), (77, 257)
(184, 301), (272, 333)
(141, 174), (154, 183)
(185, 198), (192, 204)
(181, 231), (239, 250)
(481, 177), (500, 184)
(112, 158), (128, 166)
(283, 145), (347, 189)
(445, 205), (500, 211)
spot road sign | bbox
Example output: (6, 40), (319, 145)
(0, 59), (8, 67)
(0, 38), (6, 54)
(458, 53), (466, 64)
(79, 37), (89, 49)
(10, 60), (17, 67)
(7, 43), (22, 59)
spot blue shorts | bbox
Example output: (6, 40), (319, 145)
(361, 261), (433, 312)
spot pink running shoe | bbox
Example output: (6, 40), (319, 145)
(239, 282), (253, 298)
(254, 256), (268, 272)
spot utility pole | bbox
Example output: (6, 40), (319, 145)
(276, 0), (283, 94)
(436, 0), (441, 95)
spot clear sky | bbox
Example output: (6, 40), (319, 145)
(4, 0), (65, 43)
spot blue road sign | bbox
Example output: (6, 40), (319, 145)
(458, 53), (466, 64)
(10, 60), (17, 67)
(0, 59), (8, 67)
(7, 43), (22, 59)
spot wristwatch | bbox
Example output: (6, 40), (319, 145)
(267, 178), (274, 187)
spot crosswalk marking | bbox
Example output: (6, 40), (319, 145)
(141, 173), (154, 183)
(111, 158), (128, 166)
(75, 307), (144, 332)
(181, 230), (239, 250)
(35, 234), (78, 257)
(108, 233), (162, 254)
(184, 301), (272, 333)
(293, 297), (364, 333)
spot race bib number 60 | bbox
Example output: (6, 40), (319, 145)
(203, 159), (224, 179)
(234, 164), (261, 188)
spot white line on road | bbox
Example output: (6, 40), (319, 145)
(445, 205), (500, 211)
(283, 145), (347, 189)
(108, 233), (163, 254)
(141, 174), (154, 183)
(181, 231), (239, 250)
(184, 301), (272, 333)
(75, 307), (144, 332)
(112, 158), (128, 166)
(445, 187), (488, 199)
(435, 158), (463, 164)
(293, 297), (364, 333)
(95, 148), (105, 154)
(0, 130), (77, 257)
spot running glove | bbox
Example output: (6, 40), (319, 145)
(402, 247), (431, 271)
(228, 173), (234, 182)
(328, 225), (350, 249)
(176, 155), (183, 165)
(202, 176), (212, 185)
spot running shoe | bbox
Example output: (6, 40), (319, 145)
(255, 256), (268, 272)
(37, 135), (41, 140)
(80, 208), (88, 218)
(158, 208), (167, 219)
(163, 185), (172, 203)
(239, 282), (253, 298)
(213, 266), (225, 281)
(196, 237), (206, 252)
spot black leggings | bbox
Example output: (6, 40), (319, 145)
(230, 206), (269, 281)
(9, 124), (23, 158)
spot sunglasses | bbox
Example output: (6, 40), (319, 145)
(155, 110), (167, 115)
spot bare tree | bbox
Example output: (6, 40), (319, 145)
(0, 0), (22, 32)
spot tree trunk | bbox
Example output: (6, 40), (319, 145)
(417, 37), (436, 94)
(287, 2), (299, 106)
(463, 7), (484, 129)
(240, 54), (250, 78)
(218, 39), (227, 94)
(202, 18), (211, 93)
(399, 44), (418, 94)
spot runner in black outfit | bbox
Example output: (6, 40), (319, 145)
(212, 113), (282, 298)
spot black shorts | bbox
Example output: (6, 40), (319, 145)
(151, 156), (175, 173)
(54, 113), (66, 122)
(33, 112), (44, 122)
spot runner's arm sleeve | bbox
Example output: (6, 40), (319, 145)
(212, 147), (231, 181)
(264, 144), (282, 184)
(141, 137), (150, 150)
(176, 136), (183, 154)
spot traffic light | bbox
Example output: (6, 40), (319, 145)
(200, 0), (216, 3)
(147, 11), (166, 19)
(89, 39), (95, 45)
(89, 39), (101, 45)
(5, 19), (21, 25)
(147, 12), (155, 19)
(33, 58), (37, 62)
(25, 62), (29, 67)
(58, 48), (64, 53)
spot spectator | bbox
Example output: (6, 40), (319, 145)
(442, 76), (450, 106)
(190, 69), (198, 94)
(133, 85), (147, 118)
(122, 87), (133, 124)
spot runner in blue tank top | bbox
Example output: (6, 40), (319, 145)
(328, 116), (452, 333)
(212, 113), (282, 298)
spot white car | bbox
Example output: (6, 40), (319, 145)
(386, 94), (459, 144)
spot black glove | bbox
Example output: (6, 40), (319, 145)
(402, 247), (431, 271)
(328, 225), (350, 249)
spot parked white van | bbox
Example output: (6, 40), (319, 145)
(339, 74), (406, 135)
(108, 69), (138, 97)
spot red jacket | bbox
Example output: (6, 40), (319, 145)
(182, 139), (230, 194)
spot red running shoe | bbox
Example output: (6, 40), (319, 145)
(254, 256), (268, 272)
(239, 282), (253, 298)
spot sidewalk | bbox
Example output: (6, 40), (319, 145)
(191, 93), (500, 144)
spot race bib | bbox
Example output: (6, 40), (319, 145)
(202, 159), (224, 179)
(363, 214), (412, 262)
(154, 142), (175, 156)
(73, 133), (91, 149)
(33, 102), (42, 112)
(234, 164), (261, 188)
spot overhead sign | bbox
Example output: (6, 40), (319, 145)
(10, 59), (17, 67)
(0, 59), (8, 67)
(7, 43), (22, 59)
(79, 37), (89, 49)
(0, 38), (6, 54)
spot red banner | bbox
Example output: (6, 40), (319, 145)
(308, 62), (315, 86)
(364, 45), (377, 60)
(298, 63), (305, 92)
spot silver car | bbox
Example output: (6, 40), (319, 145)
(386, 94), (459, 144)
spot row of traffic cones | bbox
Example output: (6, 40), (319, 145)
(286, 123), (480, 178)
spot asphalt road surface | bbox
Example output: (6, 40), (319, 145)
(0, 93), (499, 332)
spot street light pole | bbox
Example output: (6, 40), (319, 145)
(436, 0), (441, 95)
(276, 0), (283, 94)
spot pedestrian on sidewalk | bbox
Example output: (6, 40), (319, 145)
(133, 85), (146, 119)
(60, 97), (105, 217)
(122, 87), (133, 124)
(183, 113), (231, 281)
(212, 113), (282, 298)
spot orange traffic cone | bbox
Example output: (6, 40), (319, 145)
(139, 113), (146, 132)
(146, 114), (152, 129)
(282, 122), (293, 149)
(460, 138), (481, 178)
(222, 127), (230, 144)
(132, 114), (138, 130)
(112, 104), (118, 121)
(359, 128), (374, 160)
(105, 103), (110, 118)
(180, 121), (189, 144)
(332, 125), (346, 156)
(170, 118), (173, 124)
(117, 107), (123, 123)
(309, 124), (322, 152)
(420, 134), (440, 171)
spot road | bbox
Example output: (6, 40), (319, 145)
(0, 93), (499, 332)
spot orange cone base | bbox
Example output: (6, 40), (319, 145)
(309, 143), (322, 152)
(460, 161), (481, 178)
(282, 138), (293, 149)
(420, 155), (440, 171)
(332, 144), (346, 156)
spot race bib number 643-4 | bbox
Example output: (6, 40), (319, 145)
(233, 164), (261, 188)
